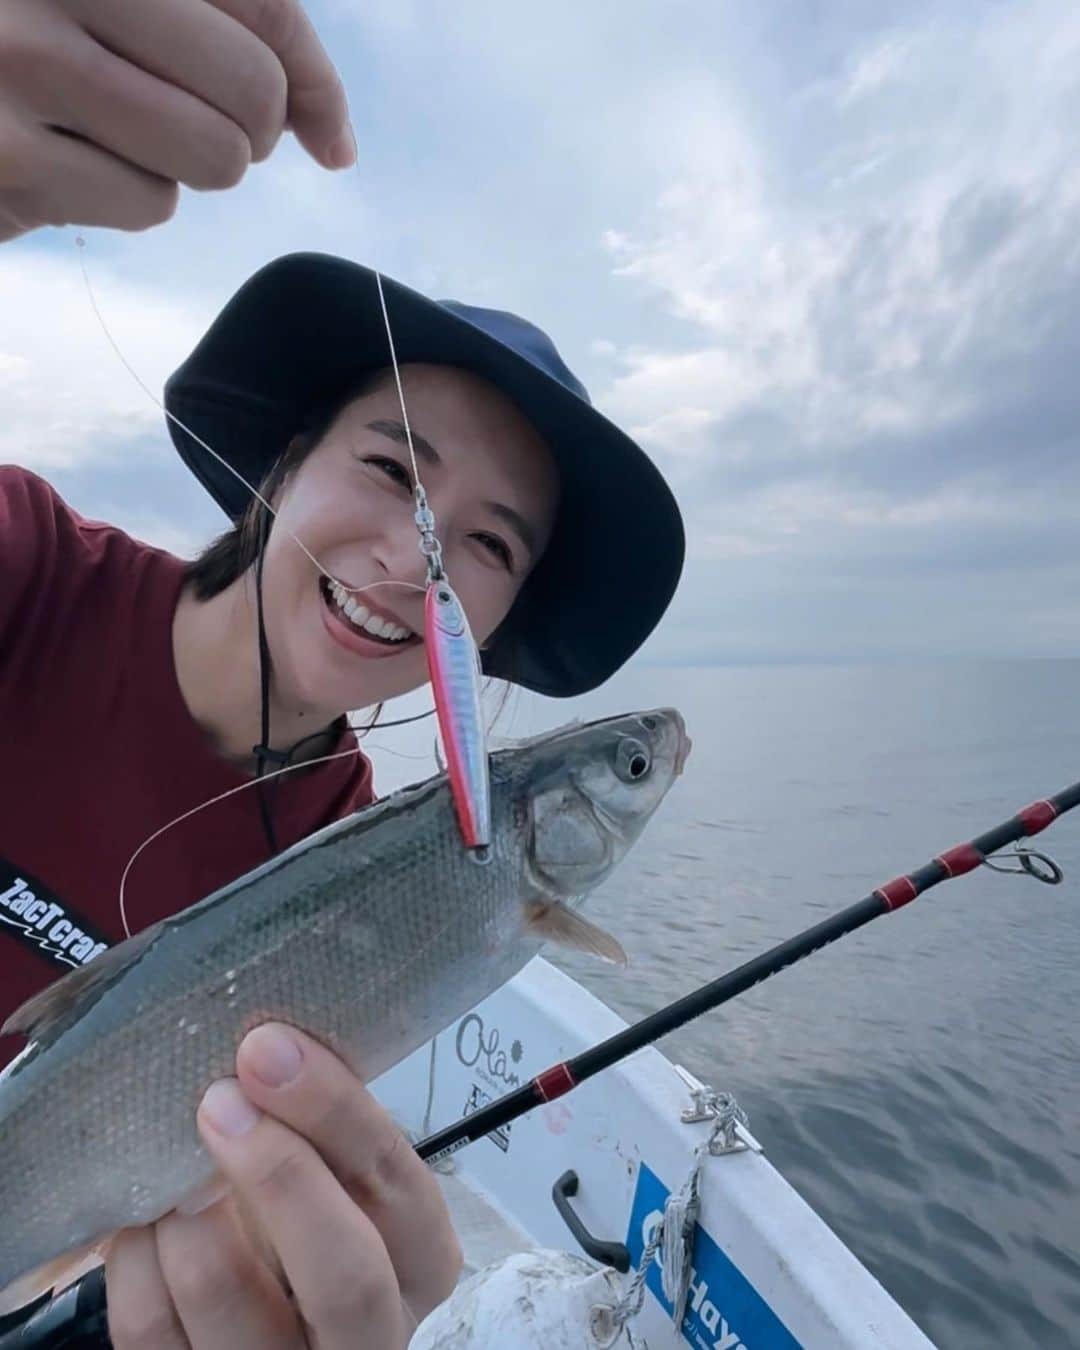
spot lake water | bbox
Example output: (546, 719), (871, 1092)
(367, 660), (1080, 1349)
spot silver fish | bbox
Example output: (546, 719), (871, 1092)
(0, 708), (689, 1299)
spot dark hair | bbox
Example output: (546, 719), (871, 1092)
(186, 369), (393, 600)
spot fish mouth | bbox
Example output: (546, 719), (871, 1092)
(643, 707), (692, 776)
(673, 721), (692, 776)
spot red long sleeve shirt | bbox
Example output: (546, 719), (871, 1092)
(0, 466), (373, 1066)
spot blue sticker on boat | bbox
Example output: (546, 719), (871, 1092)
(625, 1161), (802, 1350)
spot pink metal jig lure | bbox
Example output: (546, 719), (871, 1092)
(375, 272), (492, 857)
(425, 577), (492, 852)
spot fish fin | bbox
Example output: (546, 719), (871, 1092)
(1, 921), (163, 1041)
(0, 1240), (109, 1316)
(486, 733), (525, 752)
(524, 900), (628, 965)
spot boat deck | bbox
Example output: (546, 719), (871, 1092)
(435, 1165), (533, 1279)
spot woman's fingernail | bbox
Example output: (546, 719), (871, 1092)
(201, 1078), (260, 1138)
(243, 1024), (303, 1088)
(328, 121), (357, 169)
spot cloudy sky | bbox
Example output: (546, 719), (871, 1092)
(5, 0), (1080, 673)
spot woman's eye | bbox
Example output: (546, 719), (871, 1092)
(366, 456), (413, 490)
(472, 532), (514, 571)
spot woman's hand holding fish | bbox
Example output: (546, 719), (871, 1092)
(106, 1024), (463, 1349)
(0, 0), (355, 243)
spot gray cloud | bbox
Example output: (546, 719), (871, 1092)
(4, 0), (1078, 668)
(593, 5), (1080, 660)
(43, 440), (223, 559)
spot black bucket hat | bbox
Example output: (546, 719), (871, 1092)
(165, 252), (684, 697)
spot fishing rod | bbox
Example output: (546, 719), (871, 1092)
(416, 780), (1077, 1162)
(3, 779), (1076, 1348)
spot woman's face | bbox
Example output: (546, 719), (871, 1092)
(258, 363), (560, 716)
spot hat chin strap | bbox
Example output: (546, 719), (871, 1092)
(249, 510), (351, 857)
(252, 508), (285, 855)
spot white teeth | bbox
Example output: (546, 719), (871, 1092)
(326, 579), (410, 642)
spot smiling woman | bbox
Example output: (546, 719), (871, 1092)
(0, 244), (684, 1334)
(145, 251), (679, 847)
(0, 247), (684, 1346)
(1, 29), (683, 1349)
(0, 2), (685, 1345)
(0, 245), (686, 993)
(171, 354), (563, 853)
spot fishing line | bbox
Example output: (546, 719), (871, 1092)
(360, 153), (441, 575)
(115, 703), (440, 936)
(371, 269), (447, 583)
(365, 177), (493, 856)
(116, 742), (362, 937)
(374, 272), (424, 514)
(353, 709), (437, 731)
(73, 201), (497, 924)
(358, 743), (434, 763)
(71, 232), (438, 919)
(72, 234), (424, 609)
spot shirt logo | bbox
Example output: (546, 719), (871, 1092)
(0, 861), (110, 969)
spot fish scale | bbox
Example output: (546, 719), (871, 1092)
(0, 708), (689, 1302)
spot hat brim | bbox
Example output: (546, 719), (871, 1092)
(165, 253), (683, 697)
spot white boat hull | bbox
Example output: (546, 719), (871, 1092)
(373, 958), (935, 1349)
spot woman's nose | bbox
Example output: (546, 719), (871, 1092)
(371, 521), (431, 589)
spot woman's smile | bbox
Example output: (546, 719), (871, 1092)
(317, 574), (423, 660)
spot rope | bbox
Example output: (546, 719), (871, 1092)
(599, 1090), (750, 1342)
(660, 1158), (702, 1326)
(589, 1219), (662, 1347)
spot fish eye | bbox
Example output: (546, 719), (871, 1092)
(615, 737), (652, 783)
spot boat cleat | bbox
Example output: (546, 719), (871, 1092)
(675, 1071), (763, 1155)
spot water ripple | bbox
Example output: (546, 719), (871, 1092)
(544, 662), (1080, 1349)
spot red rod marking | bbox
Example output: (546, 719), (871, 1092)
(535, 1063), (577, 1102)
(936, 843), (983, 878)
(875, 875), (918, 912)
(1018, 800), (1059, 836)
